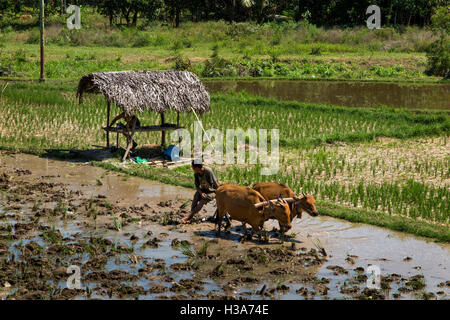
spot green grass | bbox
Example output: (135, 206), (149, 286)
(0, 15), (443, 82)
(0, 82), (448, 241)
(1, 82), (448, 153)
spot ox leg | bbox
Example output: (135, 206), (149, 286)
(224, 214), (232, 234)
(216, 210), (223, 237)
(280, 231), (285, 243)
(239, 222), (248, 242)
(224, 213), (231, 230)
(259, 224), (269, 243)
(213, 209), (219, 229)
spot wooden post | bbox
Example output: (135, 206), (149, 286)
(161, 112), (166, 147)
(177, 112), (181, 156)
(106, 101), (110, 148)
(122, 118), (137, 161)
(39, 0), (45, 82)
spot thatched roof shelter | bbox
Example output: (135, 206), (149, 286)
(77, 70), (210, 115)
(76, 70), (210, 161)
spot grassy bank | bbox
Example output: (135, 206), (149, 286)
(0, 16), (443, 82)
(0, 82), (448, 241)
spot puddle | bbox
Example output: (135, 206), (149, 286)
(0, 151), (448, 300)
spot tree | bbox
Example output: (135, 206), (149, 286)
(164, 0), (183, 27)
(425, 6), (450, 77)
(95, 0), (121, 26)
(0, 0), (13, 15)
(242, 0), (269, 23)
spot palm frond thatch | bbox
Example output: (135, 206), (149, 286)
(77, 70), (210, 115)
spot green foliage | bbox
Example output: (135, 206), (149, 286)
(425, 38), (450, 77)
(430, 6), (450, 35)
(425, 7), (450, 77)
(172, 55), (193, 72)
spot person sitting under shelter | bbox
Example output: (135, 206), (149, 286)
(181, 161), (220, 224)
(108, 112), (141, 150)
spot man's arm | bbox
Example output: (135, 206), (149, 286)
(209, 169), (220, 189)
(194, 174), (203, 194)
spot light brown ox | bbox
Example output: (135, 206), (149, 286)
(253, 182), (319, 232)
(214, 184), (292, 240)
(19, 14), (33, 20)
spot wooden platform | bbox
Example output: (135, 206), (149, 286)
(103, 124), (183, 133)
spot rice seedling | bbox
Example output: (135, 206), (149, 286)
(113, 217), (122, 231)
(1, 83), (448, 237)
(197, 241), (210, 257)
(42, 227), (61, 245)
(177, 242), (196, 258)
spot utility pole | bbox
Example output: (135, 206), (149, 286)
(39, 0), (45, 82)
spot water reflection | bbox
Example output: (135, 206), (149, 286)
(206, 80), (450, 110)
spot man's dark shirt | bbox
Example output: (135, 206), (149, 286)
(194, 167), (219, 193)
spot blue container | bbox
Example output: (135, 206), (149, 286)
(163, 145), (180, 161)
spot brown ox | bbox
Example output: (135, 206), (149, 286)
(19, 14), (33, 20)
(253, 182), (319, 231)
(215, 184), (292, 240)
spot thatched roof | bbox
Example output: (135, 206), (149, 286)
(77, 70), (210, 115)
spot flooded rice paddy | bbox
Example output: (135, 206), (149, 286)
(0, 151), (448, 300)
(205, 80), (450, 110)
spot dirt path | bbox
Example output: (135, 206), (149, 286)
(0, 151), (448, 300)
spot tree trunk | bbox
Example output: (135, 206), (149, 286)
(122, 7), (131, 26)
(296, 0), (302, 21)
(132, 10), (138, 27)
(387, 0), (393, 25)
(232, 0), (236, 22)
(175, 5), (180, 27)
(203, 0), (209, 20)
(15, 0), (22, 14)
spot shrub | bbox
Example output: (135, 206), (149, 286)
(132, 32), (151, 47)
(173, 56), (193, 72)
(425, 38), (450, 77)
(309, 45), (322, 55)
(26, 29), (41, 44)
(151, 34), (168, 47)
(425, 6), (450, 77)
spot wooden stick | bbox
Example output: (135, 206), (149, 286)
(177, 111), (182, 156)
(161, 112), (165, 147)
(39, 0), (45, 82)
(122, 117), (137, 161)
(106, 100), (110, 147)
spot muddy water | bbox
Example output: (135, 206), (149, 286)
(205, 80), (450, 110)
(284, 216), (450, 299)
(0, 152), (449, 300)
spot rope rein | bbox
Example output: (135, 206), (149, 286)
(190, 106), (217, 156)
